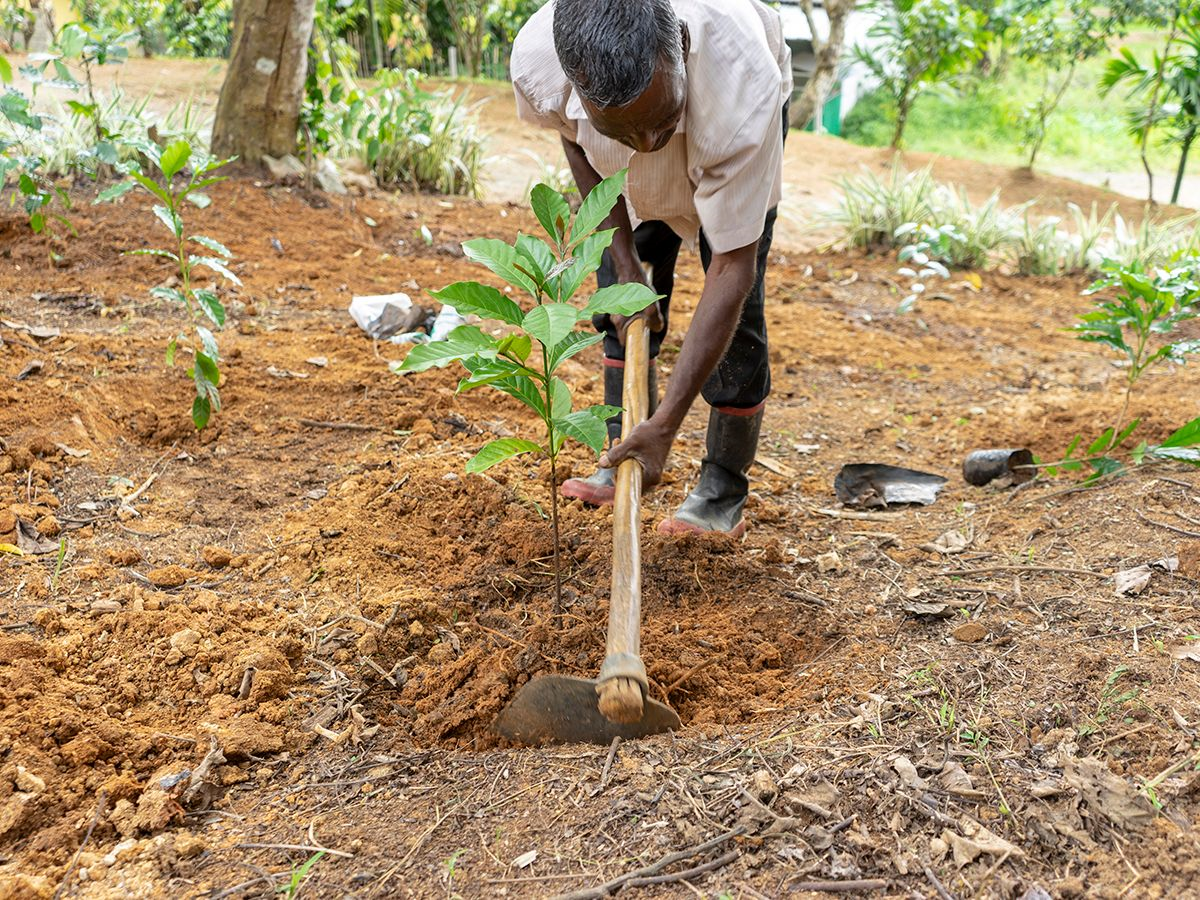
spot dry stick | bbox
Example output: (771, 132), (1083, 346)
(622, 848), (740, 888)
(298, 418), (382, 432)
(234, 841), (354, 859)
(789, 879), (889, 893)
(1136, 510), (1200, 538)
(662, 659), (715, 697)
(549, 827), (746, 900)
(923, 864), (958, 900)
(598, 737), (621, 791)
(933, 565), (1107, 579)
(53, 791), (107, 900)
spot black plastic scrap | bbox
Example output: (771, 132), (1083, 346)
(834, 463), (947, 508)
(962, 448), (1035, 487)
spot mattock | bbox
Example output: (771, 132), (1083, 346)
(493, 317), (680, 744)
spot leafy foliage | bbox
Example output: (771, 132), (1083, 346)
(112, 141), (238, 430)
(395, 169), (657, 607)
(852, 0), (984, 148)
(1057, 257), (1200, 476)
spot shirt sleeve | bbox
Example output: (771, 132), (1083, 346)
(691, 109), (783, 255)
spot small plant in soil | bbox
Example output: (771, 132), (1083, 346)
(396, 169), (659, 611)
(121, 140), (239, 430)
(1050, 257), (1200, 478)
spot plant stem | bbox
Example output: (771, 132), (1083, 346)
(548, 450), (562, 620)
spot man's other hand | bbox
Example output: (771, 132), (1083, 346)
(599, 416), (675, 487)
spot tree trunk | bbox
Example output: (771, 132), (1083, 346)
(211, 0), (317, 162)
(790, 0), (857, 130)
(1173, 123), (1196, 205)
(892, 88), (911, 149)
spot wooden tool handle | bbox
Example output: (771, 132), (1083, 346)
(599, 317), (650, 691)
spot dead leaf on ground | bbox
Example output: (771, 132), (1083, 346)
(1114, 557), (1179, 596)
(919, 528), (973, 555)
(938, 762), (985, 799)
(15, 360), (43, 381)
(942, 819), (1024, 867)
(15, 519), (57, 555)
(893, 756), (927, 790)
(1169, 643), (1200, 664)
(54, 442), (90, 458)
(266, 365), (309, 379)
(1062, 754), (1154, 830)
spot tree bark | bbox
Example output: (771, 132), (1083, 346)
(211, 0), (317, 161)
(892, 87), (912, 149)
(1172, 123), (1196, 205)
(791, 0), (857, 130)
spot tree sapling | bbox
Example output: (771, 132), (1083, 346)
(396, 169), (660, 613)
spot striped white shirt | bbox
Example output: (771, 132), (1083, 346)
(512, 0), (792, 254)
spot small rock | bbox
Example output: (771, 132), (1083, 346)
(315, 158), (347, 195)
(408, 621), (425, 638)
(90, 599), (122, 615)
(164, 648), (184, 666)
(15, 766), (45, 794)
(34, 514), (60, 538)
(750, 769), (778, 802)
(262, 153), (304, 180)
(427, 642), (455, 665)
(201, 545), (233, 569)
(102, 838), (139, 867)
(147, 565), (193, 588)
(952, 622), (988, 643)
(0, 510), (15, 534)
(816, 550), (841, 574)
(107, 547), (142, 566)
(173, 833), (207, 859)
(169, 629), (202, 657)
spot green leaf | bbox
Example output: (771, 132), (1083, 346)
(550, 377), (571, 418)
(194, 350), (220, 388)
(0, 56), (12, 84)
(127, 248), (180, 262)
(195, 326), (219, 360)
(515, 234), (555, 284)
(159, 140), (191, 179)
(129, 171), (172, 205)
(583, 283), (661, 319)
(457, 357), (536, 392)
(192, 256), (242, 285)
(530, 183), (572, 245)
(1111, 418), (1141, 450)
(430, 281), (524, 326)
(1087, 428), (1115, 456)
(395, 325), (495, 373)
(191, 235), (232, 258)
(523, 303), (578, 349)
(150, 285), (184, 303)
(587, 404), (622, 422)
(165, 337), (177, 367)
(192, 394), (212, 430)
(1157, 417), (1200, 449)
(554, 410), (609, 454)
(490, 375), (547, 418)
(560, 229), (616, 300)
(153, 204), (182, 238)
(466, 438), (542, 473)
(496, 333), (532, 363)
(462, 238), (540, 298)
(193, 289), (225, 327)
(94, 180), (136, 203)
(570, 169), (627, 249)
(547, 330), (604, 371)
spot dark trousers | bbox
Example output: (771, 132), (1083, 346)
(592, 103), (788, 412)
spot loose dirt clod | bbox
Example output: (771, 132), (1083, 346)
(201, 545), (233, 568)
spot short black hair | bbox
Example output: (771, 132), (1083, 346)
(553, 0), (683, 108)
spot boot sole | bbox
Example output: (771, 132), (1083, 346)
(657, 517), (747, 539)
(561, 479), (615, 507)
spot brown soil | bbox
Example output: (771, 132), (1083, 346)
(0, 177), (1198, 899)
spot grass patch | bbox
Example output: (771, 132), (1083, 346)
(842, 38), (1200, 179)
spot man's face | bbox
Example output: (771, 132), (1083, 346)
(581, 28), (688, 154)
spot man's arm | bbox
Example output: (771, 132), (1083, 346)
(600, 240), (758, 485)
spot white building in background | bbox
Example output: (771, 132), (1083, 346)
(775, 0), (881, 135)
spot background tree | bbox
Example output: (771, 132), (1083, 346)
(1012, 0), (1109, 170)
(211, 0), (316, 161)
(852, 0), (983, 149)
(792, 0), (858, 131)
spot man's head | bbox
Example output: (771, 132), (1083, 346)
(553, 0), (689, 154)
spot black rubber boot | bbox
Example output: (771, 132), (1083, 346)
(561, 364), (657, 506)
(659, 407), (763, 537)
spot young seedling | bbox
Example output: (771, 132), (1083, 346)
(396, 169), (659, 613)
(1055, 257), (1200, 477)
(122, 140), (239, 430)
(276, 850), (323, 899)
(894, 221), (960, 312)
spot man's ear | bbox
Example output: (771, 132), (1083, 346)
(680, 21), (690, 57)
